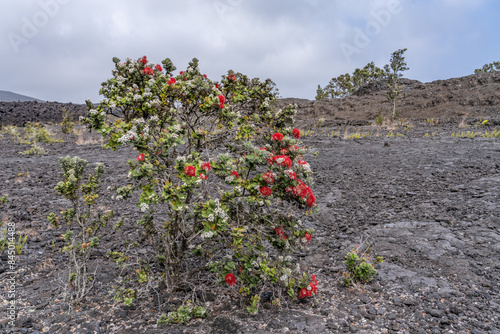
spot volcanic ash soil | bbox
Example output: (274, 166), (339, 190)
(0, 119), (499, 333)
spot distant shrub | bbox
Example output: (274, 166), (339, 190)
(474, 61), (500, 74)
(61, 107), (75, 134)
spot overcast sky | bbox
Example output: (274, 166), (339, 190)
(1, 0), (499, 103)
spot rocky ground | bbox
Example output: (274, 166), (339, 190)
(1, 72), (500, 333)
(0, 117), (499, 334)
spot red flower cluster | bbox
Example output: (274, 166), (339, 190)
(180, 71), (184, 75)
(218, 95), (225, 109)
(203, 74), (207, 78)
(288, 145), (299, 153)
(280, 148), (288, 155)
(199, 173), (208, 180)
(272, 155), (292, 168)
(260, 186), (272, 197)
(139, 56), (148, 64)
(298, 275), (318, 298)
(155, 64), (162, 72)
(274, 227), (287, 240)
(304, 231), (312, 243)
(142, 67), (154, 75)
(292, 128), (301, 139)
(271, 133), (284, 141)
(167, 77), (176, 85)
(286, 179), (316, 207)
(184, 165), (196, 177)
(262, 171), (274, 183)
(201, 161), (211, 171)
(225, 273), (236, 286)
(136, 153), (145, 161)
(228, 74), (236, 81)
(231, 170), (239, 178)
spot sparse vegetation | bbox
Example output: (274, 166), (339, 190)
(316, 61), (388, 99)
(385, 48), (409, 121)
(474, 61), (500, 74)
(342, 244), (381, 287)
(60, 107), (75, 134)
(48, 156), (114, 304)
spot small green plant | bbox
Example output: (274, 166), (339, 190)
(21, 122), (63, 144)
(14, 234), (28, 255)
(0, 231), (28, 256)
(158, 301), (208, 325)
(451, 131), (480, 138)
(424, 131), (439, 137)
(48, 156), (113, 303)
(0, 125), (19, 137)
(0, 195), (7, 205)
(342, 246), (379, 287)
(374, 112), (384, 126)
(19, 143), (49, 155)
(483, 129), (500, 138)
(61, 107), (75, 134)
(426, 118), (439, 125)
(47, 212), (60, 228)
(345, 131), (371, 139)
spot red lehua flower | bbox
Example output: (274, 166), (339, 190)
(304, 231), (312, 243)
(231, 170), (239, 178)
(167, 77), (176, 85)
(199, 173), (208, 180)
(201, 161), (211, 171)
(225, 273), (236, 286)
(203, 74), (207, 78)
(155, 64), (162, 72)
(274, 227), (287, 240)
(215, 84), (220, 88)
(180, 71), (184, 75)
(280, 148), (288, 155)
(228, 74), (236, 81)
(292, 128), (301, 139)
(137, 153), (145, 161)
(260, 186), (272, 197)
(218, 95), (225, 105)
(272, 155), (292, 168)
(298, 288), (308, 299)
(262, 171), (274, 184)
(298, 159), (307, 166)
(310, 282), (318, 294)
(259, 147), (267, 151)
(311, 274), (318, 285)
(142, 67), (154, 75)
(288, 145), (299, 153)
(140, 56), (148, 64)
(271, 133), (284, 141)
(306, 190), (316, 207)
(220, 104), (224, 109)
(184, 165), (196, 177)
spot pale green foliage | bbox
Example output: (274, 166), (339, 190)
(61, 107), (75, 134)
(158, 301), (208, 325)
(49, 156), (113, 303)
